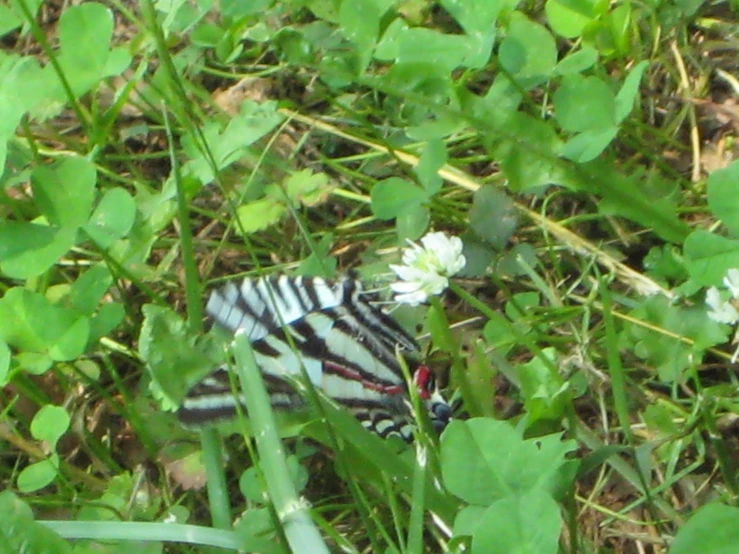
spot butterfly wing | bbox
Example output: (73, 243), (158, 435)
(205, 275), (346, 341)
(178, 275), (448, 442)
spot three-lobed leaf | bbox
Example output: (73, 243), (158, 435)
(0, 224), (76, 279)
(554, 74), (617, 132)
(376, 20), (477, 71)
(31, 157), (96, 229)
(0, 288), (89, 363)
(55, 2), (132, 97)
(498, 13), (557, 89)
(83, 188), (137, 248)
(396, 204), (430, 240)
(469, 186), (519, 250)
(555, 61), (647, 162)
(370, 177), (428, 220)
(440, 0), (508, 34)
(441, 419), (578, 506)
(339, 0), (392, 51)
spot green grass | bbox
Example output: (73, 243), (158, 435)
(2, 0), (739, 552)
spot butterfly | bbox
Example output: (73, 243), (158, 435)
(177, 275), (451, 442)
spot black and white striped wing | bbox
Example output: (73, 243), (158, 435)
(178, 310), (416, 439)
(177, 304), (337, 425)
(177, 275), (433, 441)
(205, 275), (347, 342)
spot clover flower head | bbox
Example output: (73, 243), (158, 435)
(704, 269), (739, 362)
(389, 231), (465, 306)
(706, 273), (739, 325)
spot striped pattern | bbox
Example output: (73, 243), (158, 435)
(177, 275), (451, 441)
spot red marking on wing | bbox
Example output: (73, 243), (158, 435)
(413, 365), (432, 400)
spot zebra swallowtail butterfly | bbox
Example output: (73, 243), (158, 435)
(177, 275), (451, 442)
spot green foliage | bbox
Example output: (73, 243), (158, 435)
(684, 230), (739, 286)
(670, 504), (739, 554)
(0, 155), (136, 279)
(237, 169), (334, 234)
(0, 0), (735, 551)
(0, 0), (43, 37)
(468, 186), (519, 250)
(32, 157), (96, 228)
(78, 473), (158, 522)
(180, 100), (284, 185)
(239, 455), (308, 503)
(0, 288), (90, 370)
(0, 341), (9, 384)
(0, 491), (70, 553)
(499, 14), (558, 89)
(685, 160), (739, 285)
(707, 161), (739, 236)
(370, 141), (450, 238)
(546, 0), (608, 39)
(370, 177), (427, 220)
(620, 295), (725, 382)
(18, 405), (70, 492)
(517, 348), (571, 423)
(441, 419), (577, 551)
(0, 53), (45, 169)
(469, 491), (561, 554)
(53, 3), (131, 99)
(85, 188), (137, 248)
(554, 61), (648, 162)
(138, 305), (221, 407)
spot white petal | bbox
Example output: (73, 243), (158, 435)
(706, 287), (722, 310)
(419, 232), (449, 252)
(389, 264), (427, 282)
(725, 269), (739, 298)
(422, 273), (448, 295)
(400, 241), (424, 266)
(389, 232), (464, 305)
(390, 280), (423, 294)
(418, 232), (466, 276)
(706, 287), (739, 324)
(394, 289), (429, 306)
(447, 253), (466, 275)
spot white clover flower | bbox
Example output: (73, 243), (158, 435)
(706, 286), (739, 324)
(705, 269), (739, 362)
(389, 231), (465, 306)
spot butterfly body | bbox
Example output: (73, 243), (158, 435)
(177, 275), (451, 441)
